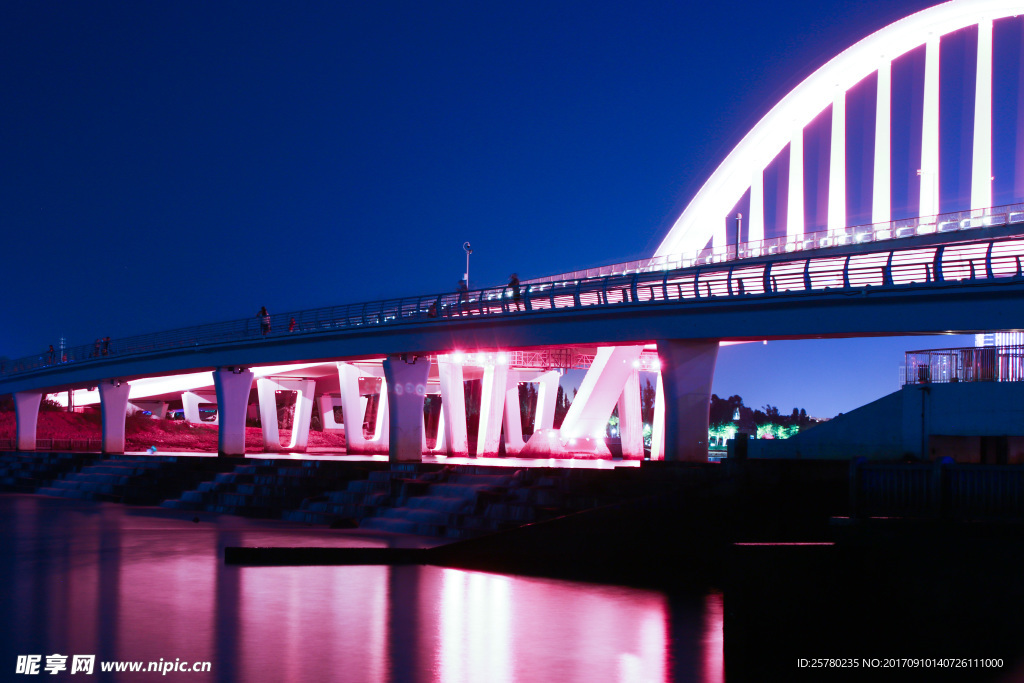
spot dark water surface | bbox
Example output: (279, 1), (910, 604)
(0, 495), (723, 682)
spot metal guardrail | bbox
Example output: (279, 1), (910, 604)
(526, 202), (1024, 285)
(5, 220), (1024, 381)
(905, 345), (1024, 385)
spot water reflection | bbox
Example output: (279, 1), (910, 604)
(0, 495), (723, 682)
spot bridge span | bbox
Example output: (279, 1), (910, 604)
(3, 215), (1024, 462)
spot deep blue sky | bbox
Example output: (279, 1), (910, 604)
(0, 1), (989, 417)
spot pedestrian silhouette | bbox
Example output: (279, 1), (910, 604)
(289, 317), (297, 333)
(102, 337), (110, 355)
(47, 345), (55, 364)
(258, 307), (271, 335)
(508, 273), (522, 311)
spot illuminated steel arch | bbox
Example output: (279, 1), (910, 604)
(656, 0), (1024, 258)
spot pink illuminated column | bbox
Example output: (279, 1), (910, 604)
(213, 367), (254, 457)
(14, 391), (42, 452)
(98, 380), (132, 454)
(618, 368), (644, 460)
(382, 355), (430, 462)
(437, 355), (469, 457)
(656, 340), (719, 462)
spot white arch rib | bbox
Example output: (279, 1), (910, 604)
(656, 0), (1023, 257)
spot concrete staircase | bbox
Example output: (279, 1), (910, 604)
(0, 451), (101, 493)
(36, 455), (231, 504)
(162, 460), (384, 518)
(287, 464), (626, 539)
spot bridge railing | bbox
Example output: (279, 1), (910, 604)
(904, 345), (1024, 385)
(526, 202), (1024, 285)
(6, 228), (1024, 381)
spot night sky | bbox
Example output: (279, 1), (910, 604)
(0, 1), (995, 418)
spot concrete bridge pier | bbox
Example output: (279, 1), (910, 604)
(437, 355), (469, 457)
(559, 345), (644, 456)
(256, 377), (315, 452)
(337, 363), (389, 455)
(618, 368), (644, 459)
(14, 391), (42, 451)
(131, 401), (168, 419)
(502, 369), (559, 456)
(213, 367), (254, 457)
(182, 391), (218, 425)
(99, 380), (132, 454)
(477, 359), (509, 457)
(655, 339), (719, 461)
(382, 355), (430, 462)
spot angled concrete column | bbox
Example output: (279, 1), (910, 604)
(383, 355), (430, 463)
(561, 346), (643, 440)
(618, 368), (644, 460)
(14, 391), (42, 452)
(477, 361), (509, 457)
(319, 394), (343, 431)
(337, 363), (388, 455)
(182, 391), (218, 425)
(437, 356), (469, 457)
(651, 373), (666, 461)
(656, 340), (719, 462)
(99, 380), (132, 454)
(533, 370), (560, 432)
(213, 367), (254, 457)
(131, 401), (168, 419)
(431, 402), (447, 453)
(256, 378), (315, 452)
(504, 372), (525, 456)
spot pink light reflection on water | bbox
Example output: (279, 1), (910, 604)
(1, 497), (728, 682)
(431, 567), (671, 683)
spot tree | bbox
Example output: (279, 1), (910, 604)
(640, 378), (656, 425)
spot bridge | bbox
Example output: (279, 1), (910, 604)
(3, 0), (1024, 463)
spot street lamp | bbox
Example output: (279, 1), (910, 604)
(463, 242), (473, 285)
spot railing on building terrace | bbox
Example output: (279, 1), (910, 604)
(6, 217), (1024, 380)
(904, 345), (1024, 386)
(526, 202), (1024, 285)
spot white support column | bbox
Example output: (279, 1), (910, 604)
(131, 401), (168, 419)
(14, 391), (42, 452)
(828, 92), (846, 235)
(438, 355), (469, 457)
(920, 37), (940, 218)
(651, 373), (666, 461)
(787, 127), (804, 240)
(256, 378), (315, 452)
(213, 367), (254, 457)
(618, 368), (644, 460)
(182, 391), (218, 425)
(371, 377), (389, 449)
(319, 394), (343, 431)
(873, 59), (892, 224)
(972, 19), (993, 211)
(533, 370), (560, 432)
(503, 372), (525, 457)
(432, 402), (447, 452)
(749, 170), (765, 245)
(656, 340), (719, 462)
(561, 346), (643, 441)
(477, 360), (509, 457)
(98, 380), (132, 454)
(382, 355), (430, 463)
(338, 363), (375, 454)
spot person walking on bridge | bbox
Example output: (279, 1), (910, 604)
(508, 273), (522, 311)
(258, 306), (271, 336)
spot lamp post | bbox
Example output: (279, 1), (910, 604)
(463, 242), (473, 286)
